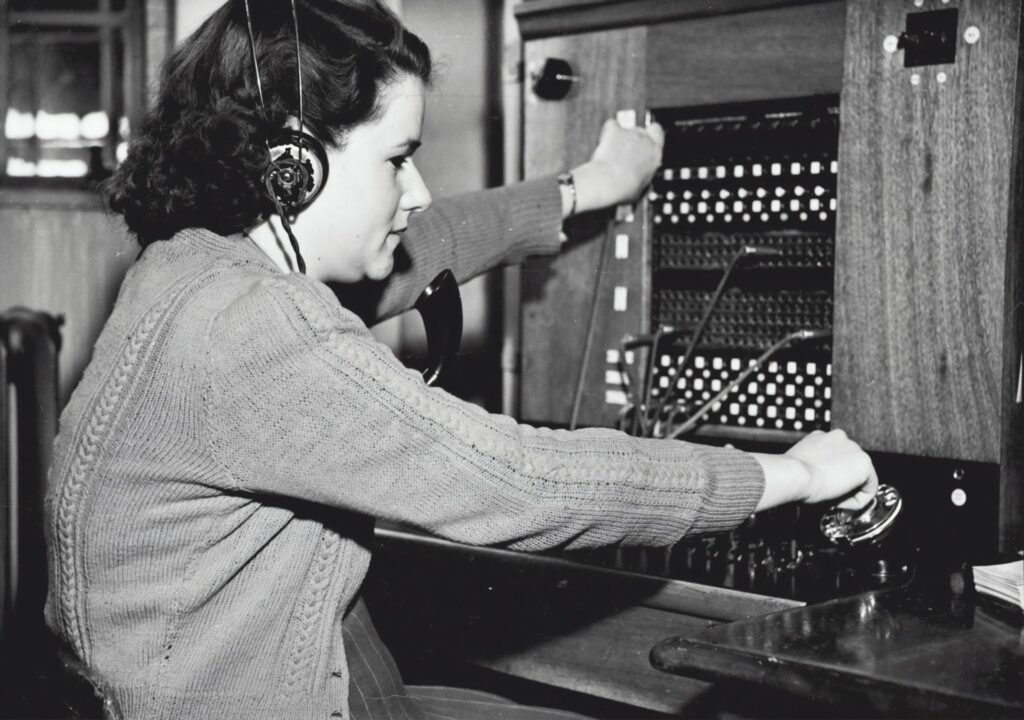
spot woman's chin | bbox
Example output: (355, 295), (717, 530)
(365, 256), (395, 281)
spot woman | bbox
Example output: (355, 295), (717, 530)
(44, 1), (877, 718)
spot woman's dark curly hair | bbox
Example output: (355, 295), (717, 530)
(105, 0), (431, 245)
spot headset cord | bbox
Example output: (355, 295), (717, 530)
(265, 174), (307, 274)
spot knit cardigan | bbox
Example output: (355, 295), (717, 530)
(44, 176), (765, 720)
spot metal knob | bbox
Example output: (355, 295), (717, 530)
(820, 484), (903, 546)
(531, 58), (579, 100)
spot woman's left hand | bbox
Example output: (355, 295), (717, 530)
(568, 118), (665, 216)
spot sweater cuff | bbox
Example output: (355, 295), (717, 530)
(687, 446), (766, 535)
(504, 175), (565, 263)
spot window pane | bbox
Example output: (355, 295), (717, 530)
(4, 3), (137, 181)
(11, 2), (102, 11)
(5, 27), (123, 178)
(9, 3), (130, 17)
(109, 30), (126, 171)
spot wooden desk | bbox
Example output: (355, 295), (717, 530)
(370, 529), (1022, 717)
(651, 570), (1024, 718)
(367, 527), (798, 715)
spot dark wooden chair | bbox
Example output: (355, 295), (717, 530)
(0, 308), (120, 720)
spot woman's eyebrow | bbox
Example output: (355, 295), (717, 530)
(392, 139), (422, 154)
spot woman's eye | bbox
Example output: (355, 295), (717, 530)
(389, 156), (408, 170)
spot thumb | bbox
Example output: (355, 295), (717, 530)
(646, 121), (665, 146)
(834, 466), (879, 511)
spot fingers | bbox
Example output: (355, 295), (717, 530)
(785, 427), (878, 509)
(582, 117), (666, 208)
(646, 121), (665, 147)
(850, 460), (880, 510)
(602, 117), (664, 149)
(834, 483), (876, 511)
(829, 434), (878, 511)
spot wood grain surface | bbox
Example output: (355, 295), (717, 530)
(515, 0), (839, 41)
(647, 1), (846, 108)
(832, 0), (1021, 463)
(520, 27), (649, 427)
(470, 604), (714, 714)
(998, 12), (1024, 551)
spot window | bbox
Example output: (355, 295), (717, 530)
(1, 0), (145, 183)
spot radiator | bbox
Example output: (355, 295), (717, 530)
(1, 308), (62, 647)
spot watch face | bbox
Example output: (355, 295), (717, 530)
(820, 484), (903, 546)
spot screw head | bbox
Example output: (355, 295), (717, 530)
(937, 71), (948, 83)
(910, 73), (921, 86)
(952, 467), (966, 481)
(883, 35), (899, 53)
(964, 26), (981, 44)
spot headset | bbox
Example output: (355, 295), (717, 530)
(240, 0), (463, 385)
(242, 0), (327, 274)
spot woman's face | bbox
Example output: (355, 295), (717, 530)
(295, 73), (431, 283)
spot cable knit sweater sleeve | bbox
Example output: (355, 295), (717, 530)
(204, 272), (765, 552)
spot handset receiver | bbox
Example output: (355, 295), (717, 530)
(414, 269), (463, 387)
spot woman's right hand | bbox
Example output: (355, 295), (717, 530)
(751, 429), (878, 512)
(785, 429), (878, 509)
(569, 118), (665, 215)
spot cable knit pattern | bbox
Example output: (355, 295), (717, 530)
(51, 282), (191, 662)
(44, 179), (765, 720)
(284, 528), (342, 696)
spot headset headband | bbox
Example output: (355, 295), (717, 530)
(242, 0), (328, 274)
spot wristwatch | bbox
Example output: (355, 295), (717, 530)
(557, 171), (577, 217)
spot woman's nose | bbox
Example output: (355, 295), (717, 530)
(401, 161), (432, 213)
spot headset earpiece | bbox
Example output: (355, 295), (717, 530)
(264, 129), (329, 217)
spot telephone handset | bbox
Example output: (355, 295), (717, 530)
(413, 269), (462, 386)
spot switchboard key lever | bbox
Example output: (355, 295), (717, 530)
(820, 484), (903, 546)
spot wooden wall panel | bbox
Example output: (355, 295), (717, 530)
(0, 191), (135, 406)
(998, 9), (1024, 551)
(516, 0), (840, 41)
(520, 27), (648, 426)
(647, 1), (846, 108)
(832, 0), (1021, 462)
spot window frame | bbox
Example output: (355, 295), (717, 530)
(0, 0), (152, 190)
